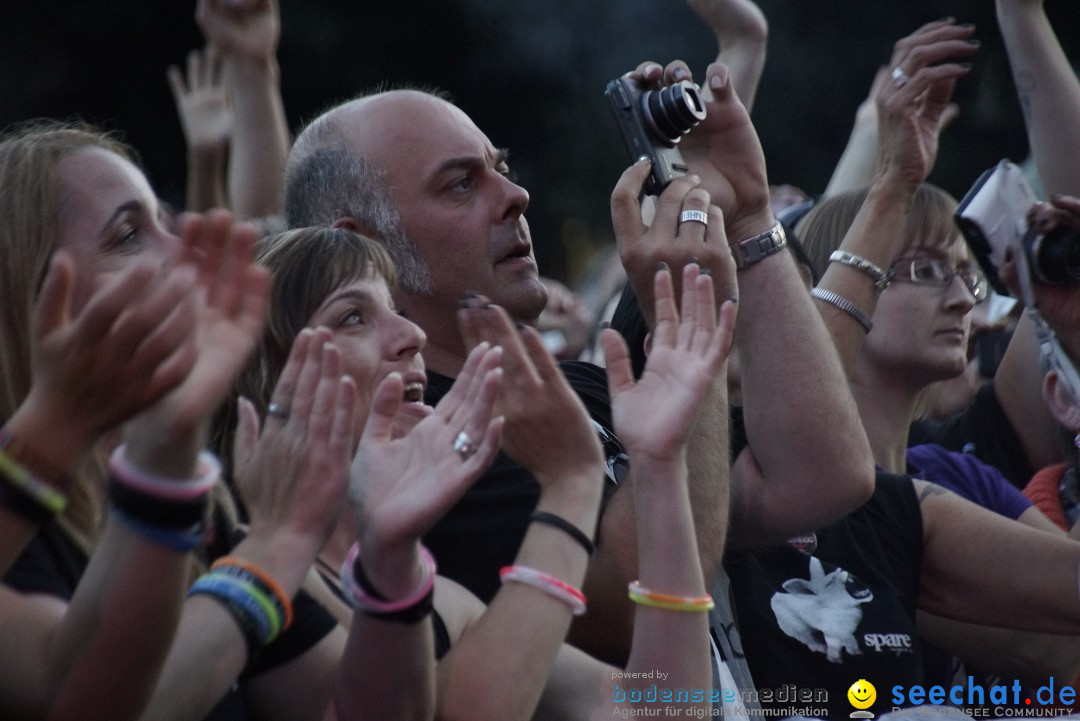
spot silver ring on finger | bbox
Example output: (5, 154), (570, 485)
(678, 209), (709, 227)
(452, 430), (477, 461)
(891, 66), (910, 88)
(267, 403), (290, 421)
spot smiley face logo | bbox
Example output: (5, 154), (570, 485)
(848, 679), (876, 710)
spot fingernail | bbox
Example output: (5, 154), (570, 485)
(645, 63), (661, 75)
(688, 175), (701, 185)
(1052, 193), (1064, 201)
(958, 62), (973, 70)
(689, 256), (700, 265)
(514, 322), (526, 330)
(709, 73), (725, 90)
(957, 22), (975, 29)
(637, 155), (651, 165)
(729, 296), (738, 304)
(673, 68), (690, 81)
(657, 261), (669, 271)
(967, 39), (981, 46)
(938, 16), (955, 22)
(699, 267), (712, 276)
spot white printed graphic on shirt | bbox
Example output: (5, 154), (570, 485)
(770, 556), (873, 663)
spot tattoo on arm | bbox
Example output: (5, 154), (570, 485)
(917, 482), (950, 505)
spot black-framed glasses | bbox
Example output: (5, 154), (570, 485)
(887, 257), (989, 304)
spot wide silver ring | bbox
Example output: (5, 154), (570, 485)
(891, 66), (909, 88)
(678, 209), (709, 226)
(267, 402), (290, 421)
(452, 430), (476, 461)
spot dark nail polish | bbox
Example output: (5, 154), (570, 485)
(657, 261), (669, 271)
(699, 267), (712, 276)
(514, 322), (526, 330)
(689, 256), (700, 266)
(958, 62), (974, 70)
(967, 39), (981, 46)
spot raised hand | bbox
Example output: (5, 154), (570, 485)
(124, 209), (269, 475)
(602, 263), (736, 463)
(8, 251), (201, 468)
(626, 59), (771, 244)
(195, 0), (279, 62)
(350, 342), (503, 553)
(233, 327), (357, 556)
(875, 19), (977, 188)
(610, 158), (737, 329)
(167, 47), (231, 156)
(457, 299), (604, 490)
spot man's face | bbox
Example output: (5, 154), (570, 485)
(347, 92), (548, 323)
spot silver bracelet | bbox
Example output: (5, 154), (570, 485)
(810, 288), (874, 333)
(829, 250), (890, 290)
(729, 221), (787, 270)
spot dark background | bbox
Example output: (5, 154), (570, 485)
(2, 1), (1077, 283)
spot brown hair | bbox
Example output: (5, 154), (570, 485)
(212, 227), (397, 471)
(796, 183), (960, 282)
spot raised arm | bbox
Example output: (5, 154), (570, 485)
(996, 0), (1080, 198)
(141, 326), (355, 721)
(812, 20), (976, 370)
(196, 0), (289, 220)
(686, 0), (768, 111)
(0, 252), (203, 721)
(636, 58), (876, 544)
(440, 301), (605, 721)
(167, 47), (231, 212)
(334, 343), (503, 721)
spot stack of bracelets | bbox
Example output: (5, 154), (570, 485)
(0, 429), (71, 523)
(189, 556), (295, 654)
(340, 541), (437, 624)
(108, 443), (218, 553)
(627, 581), (714, 612)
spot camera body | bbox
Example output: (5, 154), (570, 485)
(955, 160), (1080, 294)
(605, 76), (706, 196)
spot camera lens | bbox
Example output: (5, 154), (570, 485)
(1029, 225), (1080, 285)
(639, 80), (706, 147)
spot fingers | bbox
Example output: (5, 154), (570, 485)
(365, 373), (405, 445)
(34, 253), (76, 338)
(702, 62), (733, 103)
(610, 157), (652, 243)
(232, 396), (261, 475)
(268, 327), (313, 419)
(68, 259), (158, 343)
(601, 327), (634, 397)
(652, 174), (705, 241)
(166, 64), (187, 103)
(285, 327), (333, 428)
(650, 265), (679, 350)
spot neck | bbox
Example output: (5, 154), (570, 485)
(850, 358), (923, 475)
(398, 294), (466, 378)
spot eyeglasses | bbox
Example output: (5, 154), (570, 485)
(886, 257), (989, 304)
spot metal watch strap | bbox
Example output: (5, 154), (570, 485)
(729, 221), (787, 270)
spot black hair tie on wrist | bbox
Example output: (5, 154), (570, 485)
(529, 510), (595, 556)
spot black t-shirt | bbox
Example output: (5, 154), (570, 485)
(724, 472), (924, 719)
(3, 518), (337, 721)
(908, 382), (1033, 490)
(422, 362), (616, 603)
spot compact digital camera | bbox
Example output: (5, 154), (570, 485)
(604, 76), (707, 196)
(955, 160), (1080, 295)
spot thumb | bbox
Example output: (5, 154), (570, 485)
(232, 396), (261, 479)
(34, 252), (75, 337)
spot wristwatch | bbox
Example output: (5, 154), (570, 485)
(729, 221), (787, 270)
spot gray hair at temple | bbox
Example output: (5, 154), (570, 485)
(285, 103), (433, 295)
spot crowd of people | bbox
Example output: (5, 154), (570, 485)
(3, 0), (1080, 719)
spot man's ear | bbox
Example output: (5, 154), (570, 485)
(332, 216), (377, 238)
(1044, 370), (1080, 432)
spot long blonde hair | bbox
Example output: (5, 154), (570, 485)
(0, 121), (139, 548)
